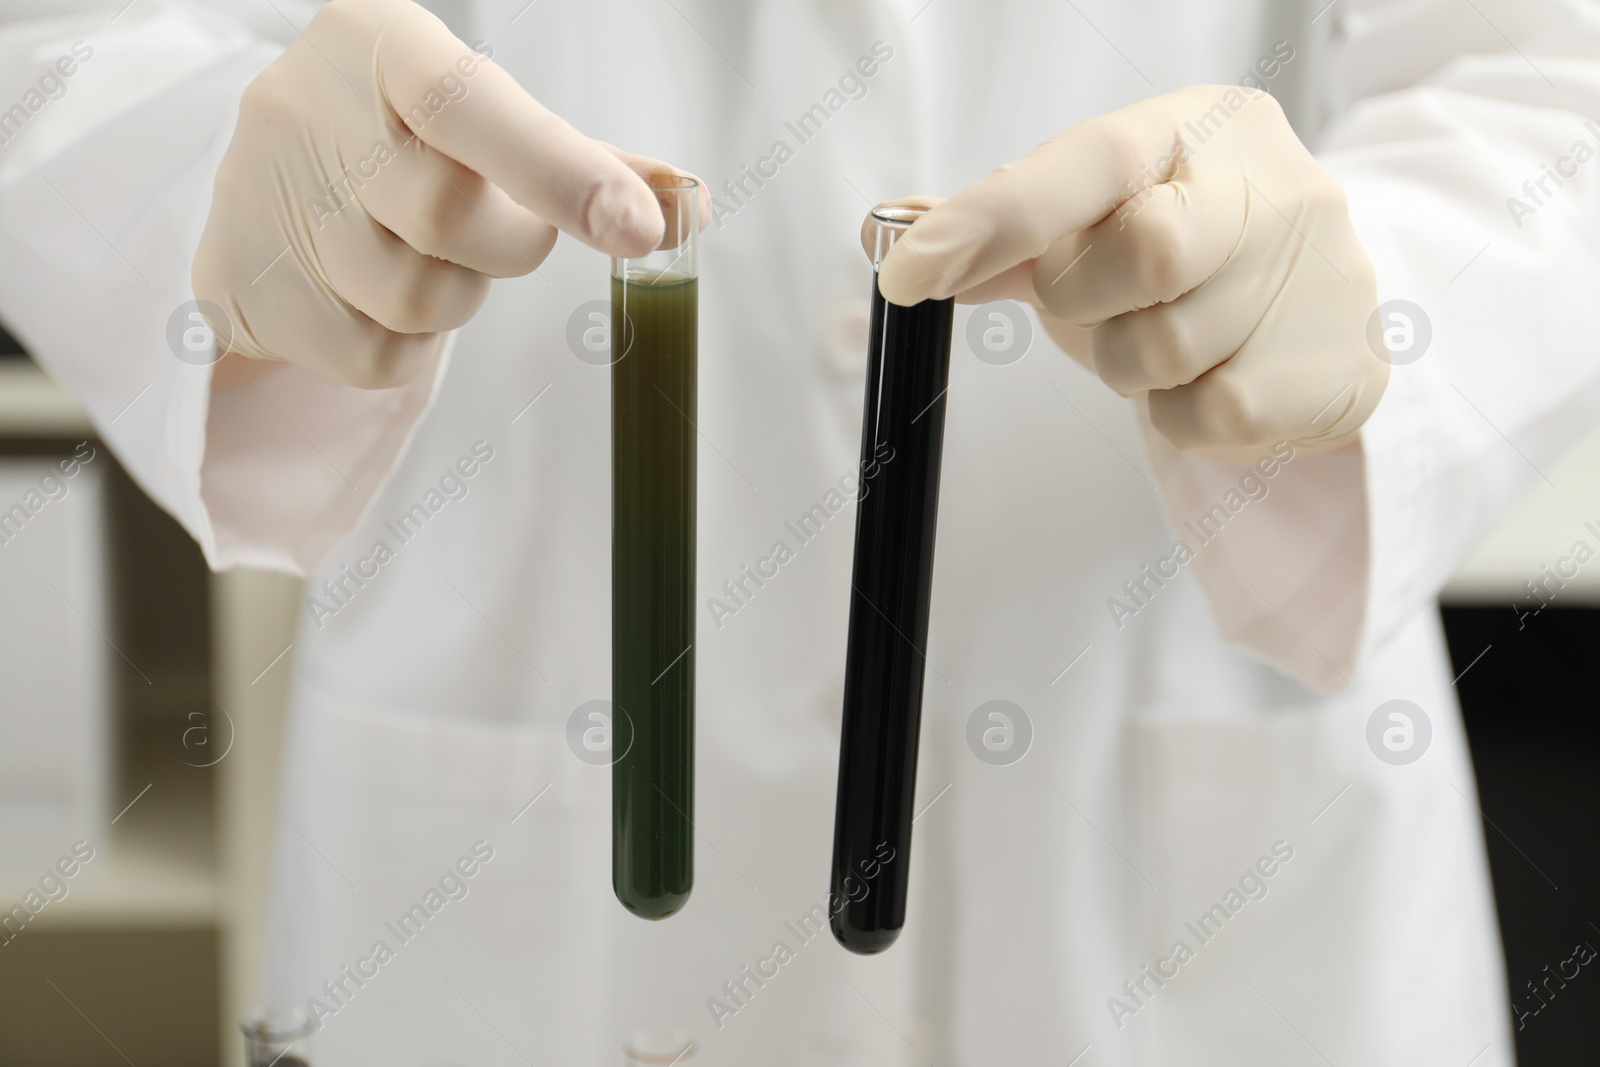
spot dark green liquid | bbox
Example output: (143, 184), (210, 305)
(611, 273), (696, 919)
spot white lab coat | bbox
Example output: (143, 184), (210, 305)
(4, 0), (1599, 1062)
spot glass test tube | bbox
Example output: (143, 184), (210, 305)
(612, 174), (699, 919)
(241, 1006), (313, 1067)
(829, 203), (954, 953)
(623, 1028), (695, 1066)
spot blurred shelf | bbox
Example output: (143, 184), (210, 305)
(0, 359), (94, 437)
(1444, 422), (1600, 605)
(37, 836), (218, 930)
(34, 724), (218, 932)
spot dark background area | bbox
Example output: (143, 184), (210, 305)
(1444, 606), (1600, 1063)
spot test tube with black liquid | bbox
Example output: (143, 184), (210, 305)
(829, 203), (955, 953)
(612, 174), (699, 919)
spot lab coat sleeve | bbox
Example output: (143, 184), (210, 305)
(0, 0), (445, 576)
(1136, 0), (1600, 692)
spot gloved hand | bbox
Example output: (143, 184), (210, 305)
(874, 86), (1389, 457)
(196, 0), (702, 390)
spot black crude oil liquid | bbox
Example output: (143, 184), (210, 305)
(830, 272), (954, 953)
(611, 272), (697, 919)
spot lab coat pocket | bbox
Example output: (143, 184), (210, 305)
(1125, 697), (1508, 1067)
(267, 698), (614, 1066)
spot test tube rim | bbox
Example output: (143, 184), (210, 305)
(640, 172), (699, 193)
(867, 203), (931, 267)
(613, 173), (700, 275)
(869, 203), (928, 227)
(240, 1005), (313, 1042)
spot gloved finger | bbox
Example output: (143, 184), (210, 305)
(376, 10), (663, 257)
(1173, 215), (1386, 452)
(953, 261), (1040, 306)
(933, 259), (1100, 370)
(876, 99), (1183, 306)
(1149, 356), (1334, 452)
(1147, 322), (1382, 452)
(605, 146), (714, 241)
(314, 204), (492, 335)
(859, 198), (1041, 305)
(358, 134), (559, 278)
(199, 239), (444, 390)
(1091, 269), (1267, 396)
(1034, 178), (1246, 327)
(1092, 202), (1320, 395)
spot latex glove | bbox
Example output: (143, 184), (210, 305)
(196, 0), (702, 390)
(875, 86), (1389, 457)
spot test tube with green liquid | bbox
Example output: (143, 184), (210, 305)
(612, 174), (698, 919)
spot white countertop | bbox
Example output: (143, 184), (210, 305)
(1441, 422), (1600, 605)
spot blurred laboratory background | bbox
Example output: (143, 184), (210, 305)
(0, 321), (302, 1067)
(0, 318), (1594, 1066)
